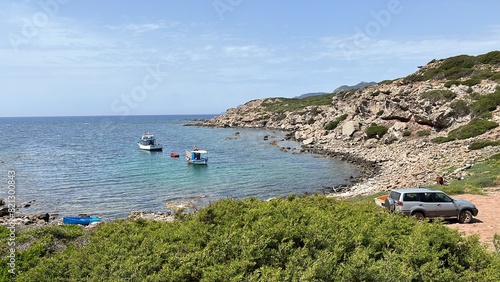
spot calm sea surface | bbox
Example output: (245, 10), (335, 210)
(0, 115), (360, 220)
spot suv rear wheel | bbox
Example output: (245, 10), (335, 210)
(458, 210), (473, 224)
(412, 211), (425, 222)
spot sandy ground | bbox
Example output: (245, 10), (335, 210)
(447, 188), (500, 252)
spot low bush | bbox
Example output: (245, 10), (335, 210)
(402, 130), (412, 137)
(8, 196), (500, 281)
(421, 90), (456, 103)
(365, 123), (388, 139)
(432, 119), (498, 144)
(495, 234), (500, 254)
(450, 99), (471, 117)
(448, 119), (498, 140)
(431, 136), (456, 144)
(469, 140), (500, 150)
(262, 94), (334, 113)
(324, 114), (348, 130)
(470, 89), (500, 117)
(477, 50), (500, 65)
(416, 129), (431, 137)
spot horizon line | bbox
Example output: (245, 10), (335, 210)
(0, 113), (221, 119)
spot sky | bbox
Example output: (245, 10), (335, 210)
(1, 0), (500, 117)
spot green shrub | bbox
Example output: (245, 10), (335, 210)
(376, 110), (384, 116)
(448, 119), (498, 140)
(469, 140), (500, 150)
(365, 123), (388, 139)
(324, 114), (348, 130)
(494, 234), (500, 254)
(470, 90), (500, 117)
(431, 136), (456, 144)
(421, 90), (456, 103)
(403, 54), (481, 84)
(379, 79), (393, 85)
(402, 130), (411, 137)
(10, 196), (500, 281)
(450, 99), (471, 117)
(444, 80), (460, 88)
(261, 94), (334, 113)
(416, 129), (431, 137)
(462, 78), (481, 86)
(477, 50), (500, 65)
(371, 90), (380, 96)
(432, 119), (498, 144)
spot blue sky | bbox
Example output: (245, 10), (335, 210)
(1, 0), (500, 117)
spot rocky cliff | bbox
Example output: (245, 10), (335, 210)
(203, 52), (500, 196)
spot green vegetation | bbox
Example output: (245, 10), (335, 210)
(469, 140), (500, 150)
(323, 114), (348, 130)
(432, 119), (499, 144)
(430, 153), (500, 195)
(0, 225), (86, 279)
(450, 99), (471, 117)
(470, 88), (500, 117)
(261, 94), (334, 113)
(448, 119), (498, 139)
(421, 89), (456, 103)
(477, 50), (500, 65)
(402, 130), (411, 137)
(444, 78), (481, 88)
(416, 129), (431, 137)
(495, 234), (500, 254)
(365, 123), (389, 139)
(3, 195), (500, 281)
(403, 51), (500, 84)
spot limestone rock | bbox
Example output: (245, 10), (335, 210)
(342, 121), (358, 137)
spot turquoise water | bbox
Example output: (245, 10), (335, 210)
(0, 115), (360, 220)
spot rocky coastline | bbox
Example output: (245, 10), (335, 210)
(200, 59), (500, 198)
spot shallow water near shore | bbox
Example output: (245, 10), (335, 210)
(0, 115), (360, 220)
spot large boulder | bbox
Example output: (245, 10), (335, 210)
(342, 121), (359, 136)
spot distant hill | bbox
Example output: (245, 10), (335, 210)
(295, 82), (376, 99)
(332, 81), (376, 93)
(295, 92), (329, 99)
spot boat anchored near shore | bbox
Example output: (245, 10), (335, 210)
(186, 148), (208, 165)
(137, 133), (163, 151)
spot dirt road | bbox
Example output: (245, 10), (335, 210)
(448, 189), (500, 251)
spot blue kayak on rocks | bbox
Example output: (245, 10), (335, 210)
(63, 216), (100, 225)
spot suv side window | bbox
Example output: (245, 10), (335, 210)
(434, 192), (453, 202)
(403, 193), (418, 201)
(421, 193), (435, 202)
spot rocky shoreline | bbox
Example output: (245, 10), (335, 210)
(201, 112), (499, 198)
(199, 60), (500, 197)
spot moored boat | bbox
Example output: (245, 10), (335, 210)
(137, 133), (163, 151)
(170, 152), (180, 158)
(63, 216), (100, 225)
(186, 148), (208, 165)
(374, 194), (389, 207)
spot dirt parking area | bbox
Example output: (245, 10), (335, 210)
(447, 189), (500, 251)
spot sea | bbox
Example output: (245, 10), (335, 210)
(0, 115), (360, 221)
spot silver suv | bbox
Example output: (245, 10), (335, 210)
(384, 188), (478, 223)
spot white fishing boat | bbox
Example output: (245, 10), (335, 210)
(137, 133), (163, 151)
(186, 148), (208, 165)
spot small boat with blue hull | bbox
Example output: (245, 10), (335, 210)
(63, 216), (100, 225)
(186, 148), (208, 165)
